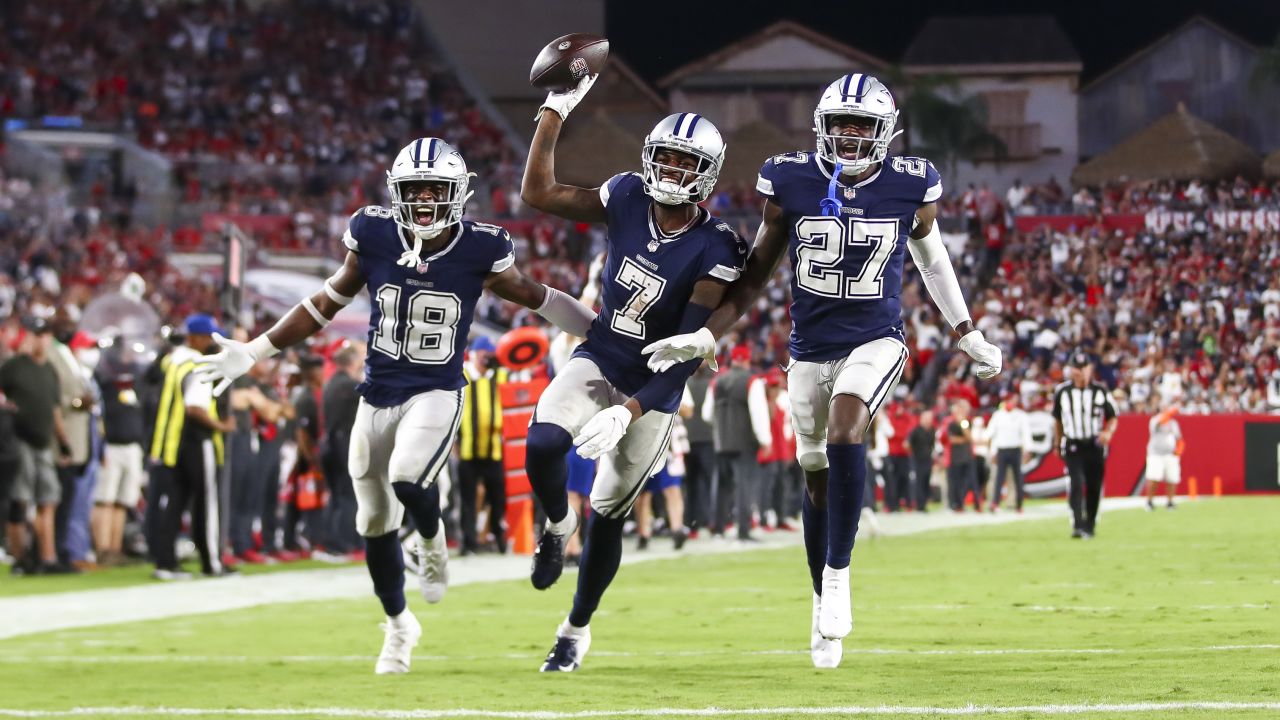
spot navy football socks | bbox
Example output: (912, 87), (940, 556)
(393, 480), (441, 539)
(568, 513), (626, 628)
(825, 443), (867, 570)
(526, 423), (574, 524)
(801, 484), (828, 595)
(365, 530), (406, 617)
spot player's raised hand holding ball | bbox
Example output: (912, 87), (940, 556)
(529, 33), (609, 120)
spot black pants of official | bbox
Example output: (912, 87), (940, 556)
(714, 451), (757, 539)
(992, 447), (1025, 509)
(152, 441), (221, 574)
(322, 442), (359, 554)
(459, 458), (506, 553)
(947, 458), (981, 511)
(884, 455), (913, 511)
(911, 455), (932, 511)
(1064, 441), (1105, 532)
(683, 441), (715, 531)
(227, 430), (258, 556)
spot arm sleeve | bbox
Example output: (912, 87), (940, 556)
(535, 286), (596, 337)
(1052, 389), (1062, 422)
(701, 382), (716, 425)
(700, 226), (750, 284)
(922, 160), (943, 204)
(597, 172), (633, 211)
(747, 377), (772, 447)
(631, 303), (715, 414)
(1020, 412), (1032, 448)
(907, 222), (971, 330)
(756, 156), (783, 198)
(490, 228), (516, 273)
(1103, 391), (1118, 420)
(341, 209), (365, 253)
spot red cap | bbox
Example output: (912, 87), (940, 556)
(731, 344), (752, 363)
(69, 331), (96, 352)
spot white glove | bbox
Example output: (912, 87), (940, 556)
(537, 74), (598, 121)
(574, 405), (633, 460)
(192, 334), (278, 397)
(642, 327), (718, 374)
(957, 330), (1002, 380)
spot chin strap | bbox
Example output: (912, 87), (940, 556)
(396, 233), (424, 268)
(820, 162), (845, 216)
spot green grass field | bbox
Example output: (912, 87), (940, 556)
(1, 498), (1276, 719)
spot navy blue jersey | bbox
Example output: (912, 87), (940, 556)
(576, 172), (748, 413)
(757, 152), (941, 362)
(342, 207), (515, 407)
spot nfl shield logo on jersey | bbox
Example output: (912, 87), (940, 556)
(416, 261), (430, 274)
(843, 187), (857, 200)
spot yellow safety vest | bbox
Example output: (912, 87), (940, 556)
(150, 356), (224, 467)
(458, 366), (507, 461)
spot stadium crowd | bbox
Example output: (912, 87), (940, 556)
(3, 0), (1280, 578)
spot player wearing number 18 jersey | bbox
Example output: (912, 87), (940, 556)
(194, 138), (596, 676)
(644, 74), (1004, 669)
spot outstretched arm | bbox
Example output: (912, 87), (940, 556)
(195, 250), (365, 394)
(520, 76), (607, 223)
(643, 200), (789, 372)
(485, 265), (596, 337)
(908, 203), (1001, 379)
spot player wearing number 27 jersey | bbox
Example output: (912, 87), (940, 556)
(644, 74), (1004, 670)
(193, 138), (597, 676)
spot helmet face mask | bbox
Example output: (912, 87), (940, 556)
(386, 138), (473, 240)
(813, 74), (900, 176)
(641, 113), (725, 206)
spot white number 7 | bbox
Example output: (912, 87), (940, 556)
(610, 258), (667, 340)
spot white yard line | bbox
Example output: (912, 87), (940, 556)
(0, 643), (1275, 664)
(0, 497), (1152, 640)
(1, 700), (1279, 718)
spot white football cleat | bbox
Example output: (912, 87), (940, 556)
(540, 619), (591, 672)
(415, 532), (449, 604)
(811, 592), (843, 668)
(818, 564), (852, 640)
(375, 610), (422, 675)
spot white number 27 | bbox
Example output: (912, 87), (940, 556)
(794, 217), (898, 299)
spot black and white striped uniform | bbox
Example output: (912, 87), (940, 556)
(1052, 381), (1117, 534)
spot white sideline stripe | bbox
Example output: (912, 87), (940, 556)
(3, 499), (1150, 640)
(1, 701), (1279, 717)
(1, 644), (1275, 664)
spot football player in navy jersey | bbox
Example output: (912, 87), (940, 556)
(519, 75), (748, 672)
(194, 138), (596, 675)
(645, 74), (1003, 668)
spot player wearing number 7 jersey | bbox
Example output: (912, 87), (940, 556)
(192, 138), (597, 676)
(643, 75), (1003, 669)
(519, 75), (747, 673)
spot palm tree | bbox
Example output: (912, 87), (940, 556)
(881, 66), (1007, 182)
(1251, 32), (1280, 91)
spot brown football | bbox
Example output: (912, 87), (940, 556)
(529, 33), (609, 92)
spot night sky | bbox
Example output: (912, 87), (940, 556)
(605, 0), (1280, 84)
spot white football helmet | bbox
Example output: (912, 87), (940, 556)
(386, 138), (474, 241)
(641, 113), (725, 205)
(813, 74), (901, 176)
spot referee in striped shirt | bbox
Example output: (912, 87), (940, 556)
(1052, 352), (1118, 539)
